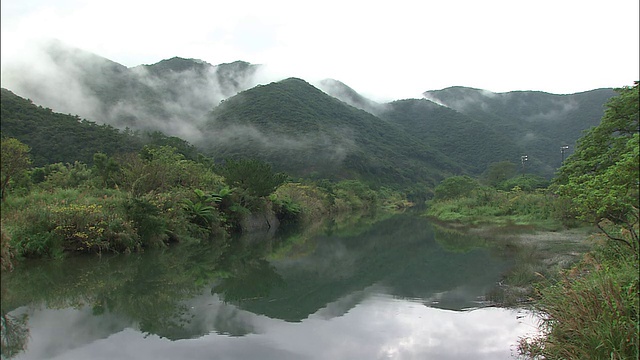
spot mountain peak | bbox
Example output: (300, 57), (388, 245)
(317, 78), (383, 115)
(141, 57), (213, 75)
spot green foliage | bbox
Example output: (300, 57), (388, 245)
(424, 86), (616, 178)
(332, 180), (379, 211)
(2, 189), (141, 257)
(555, 82), (639, 250)
(118, 145), (223, 196)
(0, 88), (143, 166)
(123, 197), (168, 248)
(1, 137), (32, 200)
(273, 182), (329, 222)
(142, 131), (201, 161)
(92, 152), (120, 188)
(33, 162), (94, 190)
(380, 100), (523, 176)
(497, 174), (549, 191)
(181, 189), (222, 231)
(427, 185), (565, 227)
(201, 78), (459, 189)
(219, 158), (287, 210)
(481, 161), (517, 187)
(1, 225), (15, 271)
(520, 240), (639, 359)
(433, 175), (479, 200)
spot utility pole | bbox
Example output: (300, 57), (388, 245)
(561, 145), (569, 163)
(521, 155), (528, 177)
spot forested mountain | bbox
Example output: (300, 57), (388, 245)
(1, 39), (260, 140)
(199, 78), (462, 187)
(316, 79), (385, 115)
(378, 99), (525, 174)
(1, 40), (618, 186)
(424, 87), (616, 176)
(0, 89), (201, 166)
(0, 88), (141, 166)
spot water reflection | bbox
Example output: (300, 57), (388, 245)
(6, 293), (538, 360)
(1, 213), (535, 359)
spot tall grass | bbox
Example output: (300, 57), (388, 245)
(426, 187), (569, 228)
(519, 239), (639, 359)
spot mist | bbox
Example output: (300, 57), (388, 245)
(0, 39), (273, 143)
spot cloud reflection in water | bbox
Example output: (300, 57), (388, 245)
(13, 291), (539, 360)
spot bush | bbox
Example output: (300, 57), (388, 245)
(3, 189), (141, 257)
(273, 182), (329, 222)
(123, 197), (168, 248)
(332, 180), (379, 211)
(1, 224), (15, 271)
(498, 174), (549, 192)
(520, 240), (639, 359)
(433, 175), (479, 200)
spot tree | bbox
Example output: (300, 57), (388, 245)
(220, 159), (288, 199)
(1, 137), (32, 201)
(481, 161), (517, 187)
(555, 82), (639, 250)
(433, 175), (479, 200)
(93, 152), (120, 188)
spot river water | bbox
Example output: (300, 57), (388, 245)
(1, 213), (539, 359)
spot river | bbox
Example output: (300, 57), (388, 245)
(1, 213), (539, 359)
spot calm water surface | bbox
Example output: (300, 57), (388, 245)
(1, 213), (539, 359)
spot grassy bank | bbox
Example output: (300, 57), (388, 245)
(0, 142), (411, 269)
(425, 185), (572, 229)
(519, 236), (639, 359)
(426, 177), (638, 359)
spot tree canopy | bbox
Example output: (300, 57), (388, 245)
(1, 137), (32, 200)
(555, 82), (639, 249)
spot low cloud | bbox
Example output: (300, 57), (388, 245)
(0, 39), (269, 143)
(524, 99), (579, 122)
(202, 122), (356, 166)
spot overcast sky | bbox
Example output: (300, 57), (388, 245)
(1, 0), (638, 101)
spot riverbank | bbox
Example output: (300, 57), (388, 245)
(431, 218), (638, 359)
(429, 220), (597, 305)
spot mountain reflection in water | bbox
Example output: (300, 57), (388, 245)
(1, 213), (539, 359)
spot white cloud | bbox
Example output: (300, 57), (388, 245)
(2, 0), (639, 101)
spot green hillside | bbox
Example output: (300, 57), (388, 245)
(317, 78), (384, 115)
(0, 88), (141, 166)
(424, 87), (616, 176)
(379, 99), (525, 174)
(0, 89), (202, 166)
(0, 41), (617, 186)
(1, 41), (259, 139)
(200, 78), (462, 188)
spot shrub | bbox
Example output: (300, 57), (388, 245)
(433, 175), (479, 200)
(3, 189), (141, 257)
(122, 197), (168, 248)
(1, 224), (15, 271)
(332, 180), (378, 211)
(520, 240), (639, 359)
(273, 182), (329, 221)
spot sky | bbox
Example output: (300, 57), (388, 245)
(1, 0), (638, 101)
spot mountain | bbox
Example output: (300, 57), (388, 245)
(0, 88), (204, 166)
(1, 40), (261, 141)
(378, 99), (525, 175)
(0, 88), (142, 166)
(1, 40), (618, 186)
(424, 86), (616, 176)
(316, 79), (385, 115)
(199, 78), (462, 188)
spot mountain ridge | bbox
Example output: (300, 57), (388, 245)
(0, 40), (618, 187)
